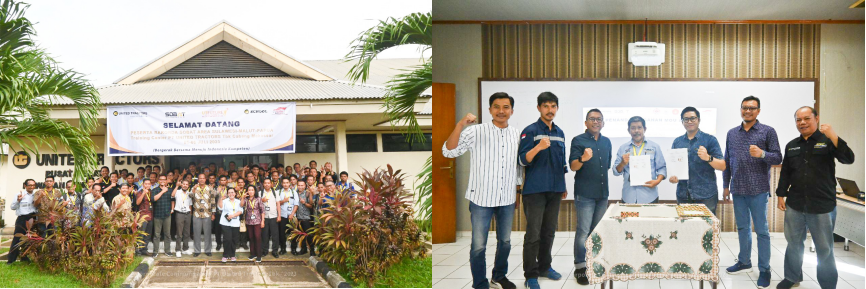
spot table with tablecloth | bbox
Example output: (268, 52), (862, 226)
(586, 203), (720, 288)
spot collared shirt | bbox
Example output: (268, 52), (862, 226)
(777, 131), (855, 214)
(613, 139), (667, 203)
(335, 181), (354, 192)
(136, 190), (153, 221)
(11, 190), (37, 216)
(220, 198), (243, 227)
(723, 120), (783, 195)
(151, 187), (173, 219)
(191, 185), (215, 218)
(174, 189), (193, 213)
(518, 118), (568, 195)
(296, 190), (313, 220)
(671, 130), (724, 200)
(66, 191), (84, 216)
(442, 122), (521, 207)
(260, 189), (279, 219)
(569, 130), (613, 199)
(112, 194), (132, 214)
(214, 186), (229, 208)
(278, 188), (299, 218)
(243, 197), (264, 225)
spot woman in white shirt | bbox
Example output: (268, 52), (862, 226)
(218, 187), (244, 262)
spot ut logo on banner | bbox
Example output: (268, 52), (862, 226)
(13, 151), (30, 169)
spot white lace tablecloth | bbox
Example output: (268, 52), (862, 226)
(586, 203), (720, 284)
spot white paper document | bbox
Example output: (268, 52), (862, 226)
(628, 155), (653, 186)
(667, 148), (689, 180)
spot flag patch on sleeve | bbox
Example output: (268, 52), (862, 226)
(521, 134), (526, 139)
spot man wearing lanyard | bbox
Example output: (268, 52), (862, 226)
(102, 172), (121, 206)
(247, 172), (263, 195)
(613, 116), (667, 203)
(173, 180), (194, 257)
(7, 179), (38, 264)
(34, 176), (66, 237)
(722, 96), (781, 289)
(214, 176), (229, 251)
(260, 178), (281, 258)
(517, 92), (567, 288)
(191, 173), (216, 257)
(570, 108), (612, 285)
(669, 107), (726, 214)
(65, 180), (83, 225)
(443, 92), (520, 289)
(775, 107), (854, 289)
(277, 177), (298, 255)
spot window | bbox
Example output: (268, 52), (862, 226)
(347, 134), (378, 152)
(382, 133), (432, 152)
(296, 135), (335, 153)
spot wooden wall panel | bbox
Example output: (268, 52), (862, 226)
(481, 23), (820, 233)
(482, 24), (820, 79)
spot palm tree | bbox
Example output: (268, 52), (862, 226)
(345, 12), (432, 230)
(0, 0), (101, 183)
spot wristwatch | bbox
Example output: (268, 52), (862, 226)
(707, 156), (714, 162)
(577, 156), (586, 163)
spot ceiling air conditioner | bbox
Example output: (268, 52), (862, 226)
(628, 42), (665, 66)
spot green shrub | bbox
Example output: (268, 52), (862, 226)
(17, 198), (146, 287)
(291, 165), (427, 285)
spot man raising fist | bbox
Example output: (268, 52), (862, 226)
(443, 92), (520, 289)
(568, 108), (612, 285)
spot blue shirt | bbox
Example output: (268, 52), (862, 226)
(569, 131), (613, 199)
(613, 140), (667, 203)
(723, 120), (782, 195)
(671, 130), (724, 200)
(518, 118), (568, 195)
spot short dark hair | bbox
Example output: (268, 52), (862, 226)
(627, 116), (646, 129)
(45, 176), (54, 181)
(339, 171), (348, 177)
(537, 91), (558, 106)
(794, 106), (818, 118)
(219, 176), (227, 180)
(680, 106), (701, 119)
(293, 163), (301, 167)
(101, 166), (109, 171)
(189, 162), (196, 166)
(120, 183), (129, 189)
(585, 108), (603, 120)
(489, 92), (514, 107)
(742, 95), (760, 108)
(153, 165), (161, 170)
(137, 167), (145, 172)
(109, 172), (118, 177)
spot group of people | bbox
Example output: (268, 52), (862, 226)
(7, 160), (358, 264)
(443, 92), (854, 289)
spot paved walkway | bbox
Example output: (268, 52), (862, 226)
(139, 260), (328, 288)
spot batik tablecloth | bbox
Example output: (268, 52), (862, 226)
(586, 203), (720, 284)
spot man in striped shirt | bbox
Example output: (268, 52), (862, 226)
(443, 92), (520, 289)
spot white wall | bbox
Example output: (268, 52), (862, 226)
(819, 24), (865, 187)
(433, 24), (483, 231)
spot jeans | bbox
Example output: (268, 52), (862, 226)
(153, 217), (172, 254)
(574, 195), (608, 267)
(522, 192), (561, 279)
(784, 206), (837, 289)
(732, 192), (771, 273)
(192, 217), (212, 253)
(468, 201), (514, 289)
(677, 196), (719, 215)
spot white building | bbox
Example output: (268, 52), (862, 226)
(1, 21), (431, 224)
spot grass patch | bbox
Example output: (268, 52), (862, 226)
(336, 256), (432, 288)
(0, 256), (143, 288)
(0, 247), (8, 254)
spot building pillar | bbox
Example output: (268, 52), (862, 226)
(334, 121), (348, 175)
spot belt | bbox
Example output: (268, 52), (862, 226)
(177, 211), (190, 214)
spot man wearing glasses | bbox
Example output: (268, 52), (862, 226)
(669, 107), (726, 214)
(569, 109), (612, 285)
(722, 96), (782, 289)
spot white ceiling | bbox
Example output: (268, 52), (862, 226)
(433, 0), (864, 21)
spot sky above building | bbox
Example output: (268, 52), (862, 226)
(26, 0), (431, 86)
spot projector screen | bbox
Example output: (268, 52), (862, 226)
(479, 79), (816, 201)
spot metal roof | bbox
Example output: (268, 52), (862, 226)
(64, 77), (396, 105)
(305, 58), (432, 96)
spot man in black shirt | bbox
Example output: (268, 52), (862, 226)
(775, 106), (855, 289)
(102, 172), (121, 207)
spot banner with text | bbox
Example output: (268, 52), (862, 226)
(106, 103), (296, 156)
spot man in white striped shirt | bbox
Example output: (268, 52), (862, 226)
(443, 92), (520, 289)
